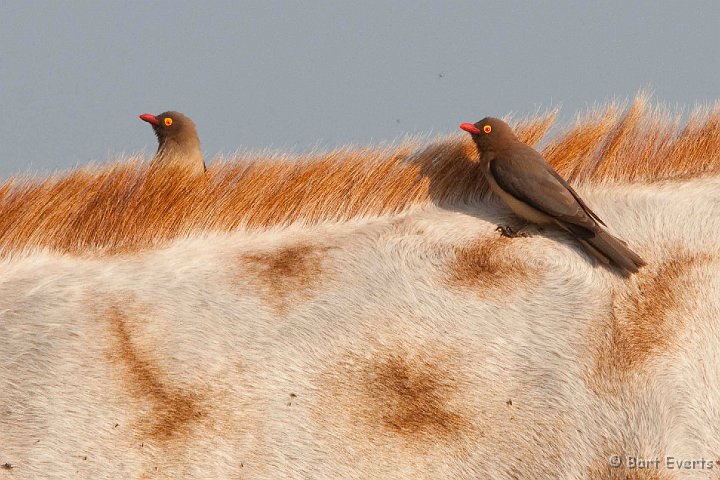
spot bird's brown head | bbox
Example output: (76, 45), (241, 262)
(139, 111), (199, 149)
(459, 117), (518, 152)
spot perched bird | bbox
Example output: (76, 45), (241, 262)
(459, 117), (646, 274)
(139, 111), (206, 174)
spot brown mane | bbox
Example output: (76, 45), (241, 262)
(2, 95), (720, 257)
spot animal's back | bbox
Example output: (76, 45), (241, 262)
(1, 176), (719, 479)
(3, 96), (720, 478)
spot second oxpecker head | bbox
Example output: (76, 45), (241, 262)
(139, 111), (199, 148)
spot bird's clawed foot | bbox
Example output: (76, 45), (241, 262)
(495, 225), (531, 238)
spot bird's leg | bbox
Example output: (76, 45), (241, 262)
(496, 225), (517, 237)
(495, 223), (531, 238)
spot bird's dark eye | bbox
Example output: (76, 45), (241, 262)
(483, 125), (492, 134)
(164, 117), (173, 127)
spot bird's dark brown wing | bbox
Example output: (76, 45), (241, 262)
(545, 169), (607, 227)
(489, 145), (599, 236)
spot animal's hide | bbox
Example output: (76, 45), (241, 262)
(1, 178), (719, 479)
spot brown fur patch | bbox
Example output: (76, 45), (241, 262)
(589, 249), (711, 388)
(363, 354), (467, 438)
(447, 236), (540, 297)
(105, 304), (207, 443)
(313, 343), (476, 452)
(2, 96), (720, 256)
(240, 244), (331, 313)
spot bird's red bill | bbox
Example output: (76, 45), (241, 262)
(139, 114), (160, 126)
(459, 123), (481, 134)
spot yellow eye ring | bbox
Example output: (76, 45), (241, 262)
(483, 125), (492, 134)
(164, 117), (173, 126)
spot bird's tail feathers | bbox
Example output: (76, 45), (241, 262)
(582, 228), (646, 274)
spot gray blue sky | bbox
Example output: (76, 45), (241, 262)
(2, 1), (720, 178)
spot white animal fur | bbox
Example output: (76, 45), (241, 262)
(1, 173), (719, 479)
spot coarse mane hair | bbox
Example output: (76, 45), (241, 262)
(2, 94), (720, 257)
